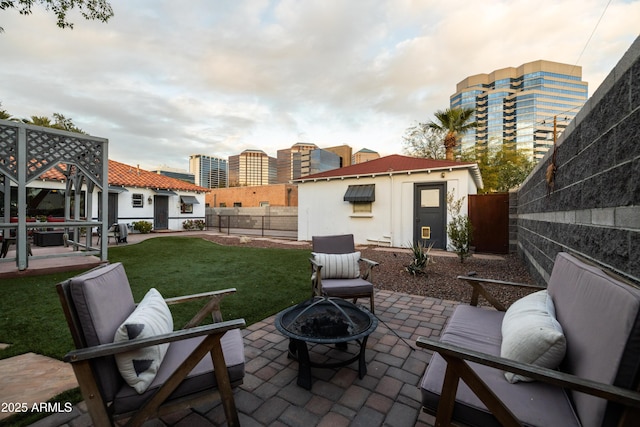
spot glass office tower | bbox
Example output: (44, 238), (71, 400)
(451, 60), (588, 160)
(189, 154), (228, 188)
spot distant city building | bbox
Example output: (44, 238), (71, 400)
(189, 154), (227, 188)
(228, 149), (277, 186)
(151, 165), (195, 184)
(323, 144), (352, 168)
(302, 149), (342, 176)
(352, 148), (380, 164)
(450, 60), (588, 160)
(276, 142), (318, 183)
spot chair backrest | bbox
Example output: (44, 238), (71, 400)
(57, 262), (136, 401)
(547, 253), (640, 427)
(312, 234), (355, 254)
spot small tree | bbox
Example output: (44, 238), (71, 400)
(461, 145), (535, 193)
(402, 124), (446, 159)
(446, 191), (473, 262)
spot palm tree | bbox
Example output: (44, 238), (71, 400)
(428, 107), (476, 161)
(23, 115), (53, 127)
(0, 102), (13, 120)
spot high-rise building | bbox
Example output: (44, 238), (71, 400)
(189, 154), (227, 188)
(276, 142), (318, 183)
(151, 165), (195, 184)
(228, 149), (277, 186)
(450, 60), (588, 160)
(302, 149), (342, 176)
(352, 148), (380, 164)
(324, 144), (352, 168)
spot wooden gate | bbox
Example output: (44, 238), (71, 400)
(468, 193), (509, 254)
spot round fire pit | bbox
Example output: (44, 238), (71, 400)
(275, 297), (378, 389)
(278, 296), (376, 342)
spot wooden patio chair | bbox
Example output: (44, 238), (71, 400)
(56, 262), (246, 427)
(310, 234), (379, 313)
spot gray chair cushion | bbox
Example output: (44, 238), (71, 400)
(547, 253), (640, 427)
(320, 277), (373, 297)
(420, 305), (580, 427)
(69, 263), (136, 400)
(112, 328), (245, 414)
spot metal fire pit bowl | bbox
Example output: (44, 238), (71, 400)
(275, 297), (378, 389)
(277, 296), (376, 343)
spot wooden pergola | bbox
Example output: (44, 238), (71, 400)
(0, 119), (108, 271)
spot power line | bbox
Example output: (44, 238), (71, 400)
(571, 0), (613, 76)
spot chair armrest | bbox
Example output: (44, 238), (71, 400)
(309, 257), (323, 278)
(457, 275), (544, 311)
(64, 318), (246, 363)
(416, 336), (640, 409)
(165, 288), (237, 328)
(309, 257), (322, 269)
(360, 257), (379, 267)
(164, 288), (237, 305)
(360, 257), (379, 280)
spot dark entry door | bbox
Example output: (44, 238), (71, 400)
(154, 196), (169, 230)
(414, 183), (447, 249)
(108, 193), (118, 226)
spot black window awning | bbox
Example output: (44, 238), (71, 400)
(344, 184), (375, 202)
(180, 195), (200, 204)
(108, 185), (128, 193)
(154, 189), (177, 196)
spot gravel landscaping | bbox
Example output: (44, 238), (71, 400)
(199, 234), (538, 308)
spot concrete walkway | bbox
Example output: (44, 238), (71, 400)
(13, 289), (457, 427)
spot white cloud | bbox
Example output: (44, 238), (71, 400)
(0, 0), (638, 170)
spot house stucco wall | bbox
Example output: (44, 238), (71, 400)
(298, 169), (477, 248)
(516, 36), (640, 285)
(99, 189), (205, 230)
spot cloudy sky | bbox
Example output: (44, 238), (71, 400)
(1, 0), (638, 171)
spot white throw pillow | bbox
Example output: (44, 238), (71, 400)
(501, 290), (566, 383)
(312, 252), (361, 279)
(114, 288), (173, 393)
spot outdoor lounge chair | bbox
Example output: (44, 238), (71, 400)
(310, 234), (378, 313)
(56, 262), (246, 427)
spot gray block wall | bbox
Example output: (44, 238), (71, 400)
(516, 36), (640, 285)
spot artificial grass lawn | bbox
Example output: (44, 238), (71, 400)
(0, 236), (311, 361)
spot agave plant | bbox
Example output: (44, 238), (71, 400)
(405, 240), (435, 276)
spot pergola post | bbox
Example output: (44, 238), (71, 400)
(17, 126), (27, 270)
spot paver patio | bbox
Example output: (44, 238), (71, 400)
(25, 289), (456, 427)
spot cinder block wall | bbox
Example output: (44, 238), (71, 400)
(517, 36), (640, 285)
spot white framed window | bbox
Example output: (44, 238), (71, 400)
(132, 193), (144, 208)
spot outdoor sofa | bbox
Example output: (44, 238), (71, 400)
(417, 252), (640, 427)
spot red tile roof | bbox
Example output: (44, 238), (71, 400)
(297, 154), (477, 180)
(39, 160), (207, 193)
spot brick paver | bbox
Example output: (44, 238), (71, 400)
(27, 289), (453, 426)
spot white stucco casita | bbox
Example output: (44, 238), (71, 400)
(295, 155), (483, 249)
(34, 159), (208, 232)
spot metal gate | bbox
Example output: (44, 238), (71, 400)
(468, 193), (509, 254)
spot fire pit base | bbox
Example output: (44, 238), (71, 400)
(275, 297), (378, 390)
